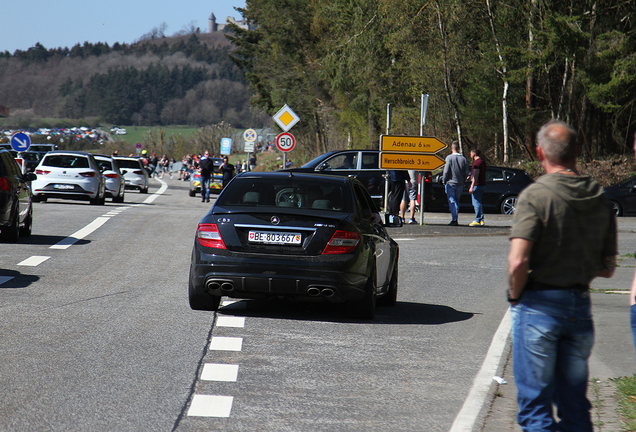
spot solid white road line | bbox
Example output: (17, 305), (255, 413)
(201, 363), (239, 382)
(209, 337), (243, 352)
(217, 316), (245, 328)
(187, 395), (234, 417)
(449, 308), (512, 432)
(50, 217), (110, 250)
(0, 276), (14, 285)
(17, 256), (51, 266)
(143, 179), (167, 204)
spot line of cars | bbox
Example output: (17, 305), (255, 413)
(0, 149), (151, 242)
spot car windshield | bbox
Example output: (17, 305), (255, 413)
(216, 177), (352, 212)
(42, 155), (89, 168)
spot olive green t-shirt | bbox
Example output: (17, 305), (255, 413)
(510, 173), (617, 287)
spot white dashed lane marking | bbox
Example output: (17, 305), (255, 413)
(187, 395), (234, 417)
(50, 216), (111, 250)
(201, 364), (239, 382)
(17, 256), (50, 266)
(217, 316), (245, 328)
(209, 337), (243, 352)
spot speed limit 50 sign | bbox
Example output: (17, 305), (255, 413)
(276, 132), (295, 152)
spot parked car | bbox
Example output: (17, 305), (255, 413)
(9, 150), (41, 173)
(427, 166), (533, 215)
(603, 175), (636, 216)
(113, 157), (149, 193)
(0, 149), (36, 242)
(282, 150), (433, 209)
(188, 172), (402, 319)
(31, 151), (106, 205)
(94, 154), (125, 203)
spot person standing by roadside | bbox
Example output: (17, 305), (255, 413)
(628, 133), (636, 365)
(468, 149), (486, 226)
(388, 170), (411, 216)
(220, 156), (235, 189)
(507, 120), (617, 432)
(442, 140), (469, 226)
(198, 151), (214, 203)
(400, 169), (418, 224)
(249, 154), (257, 171)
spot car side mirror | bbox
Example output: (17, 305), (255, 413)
(25, 172), (37, 181)
(384, 214), (403, 227)
(316, 163), (327, 171)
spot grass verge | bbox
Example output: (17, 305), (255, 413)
(615, 375), (636, 431)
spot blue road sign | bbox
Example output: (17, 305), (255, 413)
(11, 132), (31, 152)
(220, 138), (232, 155)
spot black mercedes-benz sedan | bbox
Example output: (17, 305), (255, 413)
(188, 172), (401, 319)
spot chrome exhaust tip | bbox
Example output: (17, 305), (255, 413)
(206, 281), (221, 291)
(307, 287), (321, 297)
(321, 288), (335, 298)
(220, 282), (234, 292)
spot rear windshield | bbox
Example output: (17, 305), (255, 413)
(216, 176), (352, 212)
(116, 159), (141, 169)
(42, 155), (89, 168)
(96, 159), (113, 171)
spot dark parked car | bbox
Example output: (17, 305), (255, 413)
(603, 176), (636, 216)
(427, 166), (533, 215)
(0, 149), (36, 242)
(282, 150), (432, 209)
(9, 150), (42, 173)
(188, 172), (401, 319)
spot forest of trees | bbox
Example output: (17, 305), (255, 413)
(0, 33), (264, 128)
(2, 2), (634, 163)
(228, 0), (636, 162)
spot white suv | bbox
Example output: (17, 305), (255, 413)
(32, 151), (105, 205)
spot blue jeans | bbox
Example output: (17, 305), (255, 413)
(201, 175), (211, 200)
(631, 304), (636, 364)
(471, 185), (484, 222)
(512, 289), (594, 432)
(445, 183), (462, 221)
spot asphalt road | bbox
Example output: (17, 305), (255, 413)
(3, 179), (631, 431)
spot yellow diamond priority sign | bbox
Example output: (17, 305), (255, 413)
(273, 104), (300, 132)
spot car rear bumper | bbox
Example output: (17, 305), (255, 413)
(124, 177), (146, 190)
(190, 251), (368, 303)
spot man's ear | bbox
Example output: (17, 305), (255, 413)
(536, 146), (545, 162)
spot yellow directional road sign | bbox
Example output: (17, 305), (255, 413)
(380, 153), (446, 171)
(380, 135), (447, 153)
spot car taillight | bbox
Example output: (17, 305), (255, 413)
(0, 176), (10, 191)
(322, 230), (361, 254)
(35, 169), (50, 175)
(104, 173), (118, 178)
(197, 223), (226, 249)
(133, 170), (144, 175)
(79, 172), (96, 177)
(424, 172), (432, 183)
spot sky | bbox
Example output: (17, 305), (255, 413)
(2, 0), (246, 53)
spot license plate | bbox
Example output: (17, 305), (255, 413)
(248, 231), (302, 245)
(53, 184), (75, 190)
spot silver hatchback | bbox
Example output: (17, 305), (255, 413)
(94, 154), (125, 203)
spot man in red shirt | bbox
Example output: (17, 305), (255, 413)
(468, 149), (486, 226)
